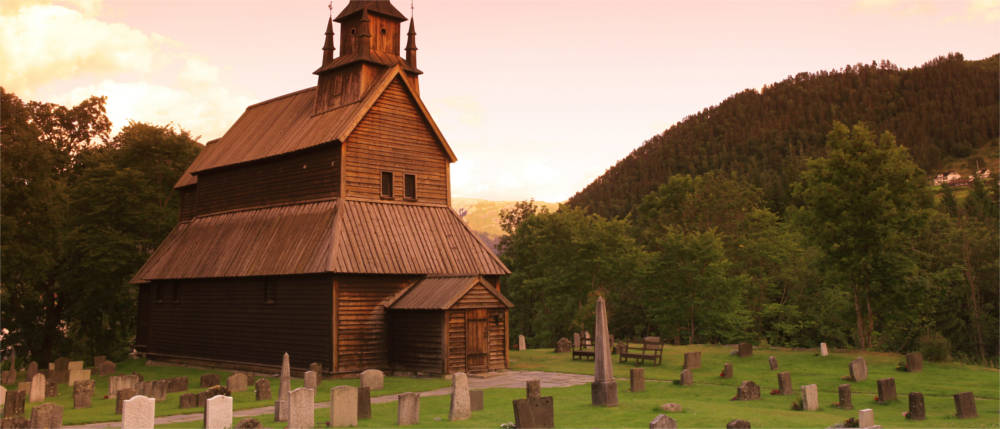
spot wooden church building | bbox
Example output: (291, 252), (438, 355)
(132, 0), (512, 376)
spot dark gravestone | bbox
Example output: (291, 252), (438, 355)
(48, 370), (68, 385)
(179, 393), (199, 409)
(28, 402), (62, 429)
(722, 362), (733, 379)
(726, 419), (751, 429)
(151, 379), (169, 401)
(73, 379), (95, 408)
(768, 356), (778, 370)
(308, 362), (323, 376)
(53, 358), (69, 373)
(97, 361), (116, 376)
(906, 352), (923, 372)
(554, 338), (571, 353)
(512, 396), (554, 429)
(167, 376), (188, 393)
(630, 368), (645, 392)
(777, 372), (792, 395)
(470, 390), (483, 411)
(953, 392), (977, 419)
(200, 374), (220, 388)
(357, 386), (371, 419)
(114, 388), (136, 414)
(907, 392), (925, 420)
(24, 363), (37, 381)
(731, 381), (761, 401)
(198, 385), (231, 407)
(254, 378), (271, 401)
(526, 379), (542, 399)
(649, 414), (677, 429)
(876, 378), (897, 403)
(837, 384), (853, 409)
(3, 390), (25, 417)
(93, 356), (106, 369)
(737, 343), (753, 358)
(235, 418), (263, 429)
(45, 381), (58, 398)
(678, 369), (693, 386)
(0, 416), (29, 429)
(848, 357), (867, 381)
(682, 352), (701, 369)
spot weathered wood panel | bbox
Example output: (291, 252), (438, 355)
(178, 186), (197, 221)
(145, 275), (332, 370)
(466, 309), (488, 373)
(136, 284), (153, 352)
(446, 310), (466, 374)
(388, 310), (442, 373)
(344, 79), (449, 205)
(488, 309), (507, 370)
(196, 143), (340, 216)
(452, 284), (505, 310)
(335, 276), (411, 372)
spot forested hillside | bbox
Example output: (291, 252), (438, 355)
(567, 53), (999, 217)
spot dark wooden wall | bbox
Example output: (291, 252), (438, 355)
(334, 275), (412, 372)
(343, 79), (449, 205)
(387, 310), (442, 373)
(194, 143), (340, 216)
(178, 186), (197, 222)
(142, 275), (333, 370)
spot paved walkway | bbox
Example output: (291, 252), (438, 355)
(66, 371), (594, 428)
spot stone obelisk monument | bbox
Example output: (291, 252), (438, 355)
(274, 352), (291, 421)
(591, 296), (618, 406)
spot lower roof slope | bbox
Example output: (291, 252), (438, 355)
(131, 199), (509, 283)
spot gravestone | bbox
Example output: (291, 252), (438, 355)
(857, 409), (874, 429)
(953, 392), (977, 419)
(93, 356), (106, 369)
(630, 368), (645, 392)
(683, 352), (701, 369)
(28, 374), (46, 403)
(198, 386), (231, 407)
(329, 385), (358, 427)
(649, 414), (677, 429)
(907, 392), (925, 420)
(678, 369), (692, 386)
(4, 391), (25, 417)
(726, 419), (751, 429)
(659, 403), (682, 412)
(591, 296), (617, 407)
(0, 386), (5, 412)
(357, 386), (371, 419)
(470, 390), (484, 411)
(737, 343), (753, 357)
(359, 369), (383, 391)
(848, 357), (868, 382)
(15, 383), (29, 393)
(235, 418), (263, 429)
(109, 375), (139, 396)
(150, 380), (168, 401)
(115, 388), (136, 414)
(53, 358), (68, 373)
(67, 369), (90, 388)
(777, 372), (792, 395)
(50, 358), (68, 384)
(28, 402), (62, 429)
(200, 374), (221, 388)
(731, 380), (760, 401)
(204, 394), (233, 429)
(288, 387), (315, 429)
(226, 372), (248, 392)
(512, 396), (553, 428)
(24, 363), (37, 381)
(98, 361), (116, 376)
(274, 352), (291, 422)
(906, 352), (923, 372)
(573, 333), (581, 349)
(768, 356), (778, 370)
(518, 335), (527, 351)
(73, 380), (95, 408)
(121, 395), (155, 429)
(397, 392), (421, 426)
(800, 384), (819, 411)
(179, 393), (198, 409)
(254, 378), (271, 401)
(0, 366), (13, 387)
(819, 343), (828, 356)
(449, 372), (471, 421)
(44, 382), (57, 398)
(526, 379), (541, 399)
(837, 384), (853, 409)
(0, 416), (29, 429)
(167, 376), (188, 393)
(308, 362), (323, 376)
(722, 362), (733, 379)
(876, 378), (896, 403)
(303, 371), (317, 390)
(67, 361), (83, 371)
(555, 338), (571, 353)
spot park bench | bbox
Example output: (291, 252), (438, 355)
(572, 334), (595, 361)
(618, 336), (663, 366)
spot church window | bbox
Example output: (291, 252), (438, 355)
(404, 174), (416, 200)
(381, 171), (394, 198)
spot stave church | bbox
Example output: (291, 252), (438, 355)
(132, 0), (512, 376)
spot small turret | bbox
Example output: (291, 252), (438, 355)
(322, 17), (336, 66)
(405, 18), (417, 68)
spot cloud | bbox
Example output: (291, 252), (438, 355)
(969, 0), (1000, 21)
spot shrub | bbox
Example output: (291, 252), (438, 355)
(918, 332), (951, 362)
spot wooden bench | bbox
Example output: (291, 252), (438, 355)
(572, 336), (595, 361)
(618, 336), (663, 366)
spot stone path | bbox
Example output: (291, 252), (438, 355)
(66, 370), (593, 428)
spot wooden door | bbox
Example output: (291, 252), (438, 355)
(465, 309), (489, 373)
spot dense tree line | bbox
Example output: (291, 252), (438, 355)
(1, 89), (201, 363)
(503, 122), (998, 365)
(567, 53), (999, 217)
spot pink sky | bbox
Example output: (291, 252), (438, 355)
(4, 0), (997, 202)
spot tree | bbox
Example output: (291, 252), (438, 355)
(790, 122), (932, 349)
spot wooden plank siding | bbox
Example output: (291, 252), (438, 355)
(488, 309), (508, 370)
(195, 143), (340, 216)
(387, 311), (442, 373)
(343, 79), (450, 205)
(335, 276), (413, 372)
(144, 275), (332, 370)
(446, 311), (467, 374)
(452, 284), (505, 310)
(178, 186), (197, 221)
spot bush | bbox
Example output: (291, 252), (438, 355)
(918, 332), (952, 362)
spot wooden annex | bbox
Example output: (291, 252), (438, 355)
(131, 0), (512, 376)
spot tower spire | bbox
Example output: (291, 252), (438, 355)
(405, 17), (417, 68)
(322, 2), (336, 67)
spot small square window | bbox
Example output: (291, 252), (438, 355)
(404, 174), (416, 200)
(381, 171), (394, 199)
(265, 279), (277, 304)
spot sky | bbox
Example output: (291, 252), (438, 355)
(3, 0), (998, 202)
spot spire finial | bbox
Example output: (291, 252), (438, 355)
(328, 1), (333, 18)
(322, 2), (335, 66)
(405, 11), (417, 68)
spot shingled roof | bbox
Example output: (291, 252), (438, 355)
(131, 199), (509, 283)
(335, 0), (407, 21)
